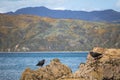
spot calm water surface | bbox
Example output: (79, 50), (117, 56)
(0, 52), (88, 80)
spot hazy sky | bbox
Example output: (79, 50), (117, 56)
(0, 0), (120, 13)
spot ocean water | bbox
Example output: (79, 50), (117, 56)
(0, 52), (88, 80)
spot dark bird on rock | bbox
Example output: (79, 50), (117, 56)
(89, 52), (102, 60)
(36, 59), (45, 67)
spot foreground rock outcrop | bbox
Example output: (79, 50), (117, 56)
(74, 47), (120, 80)
(20, 58), (72, 80)
(20, 47), (120, 80)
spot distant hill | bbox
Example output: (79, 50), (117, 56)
(6, 6), (120, 22)
(0, 14), (120, 52)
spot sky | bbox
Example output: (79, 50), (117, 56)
(0, 0), (120, 13)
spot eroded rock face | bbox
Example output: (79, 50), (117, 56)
(74, 47), (120, 80)
(20, 58), (72, 80)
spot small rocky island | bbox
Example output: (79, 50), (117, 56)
(20, 47), (120, 80)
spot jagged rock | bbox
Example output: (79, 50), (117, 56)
(74, 47), (120, 80)
(20, 58), (72, 80)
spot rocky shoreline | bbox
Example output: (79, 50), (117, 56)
(20, 47), (120, 80)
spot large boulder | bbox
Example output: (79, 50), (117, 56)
(74, 47), (120, 80)
(20, 58), (72, 80)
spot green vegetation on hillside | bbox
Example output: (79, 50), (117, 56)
(0, 14), (120, 51)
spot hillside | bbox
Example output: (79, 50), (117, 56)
(0, 14), (120, 51)
(6, 6), (120, 22)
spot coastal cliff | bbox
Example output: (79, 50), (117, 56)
(20, 47), (120, 80)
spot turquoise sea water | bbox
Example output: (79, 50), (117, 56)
(0, 52), (88, 80)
